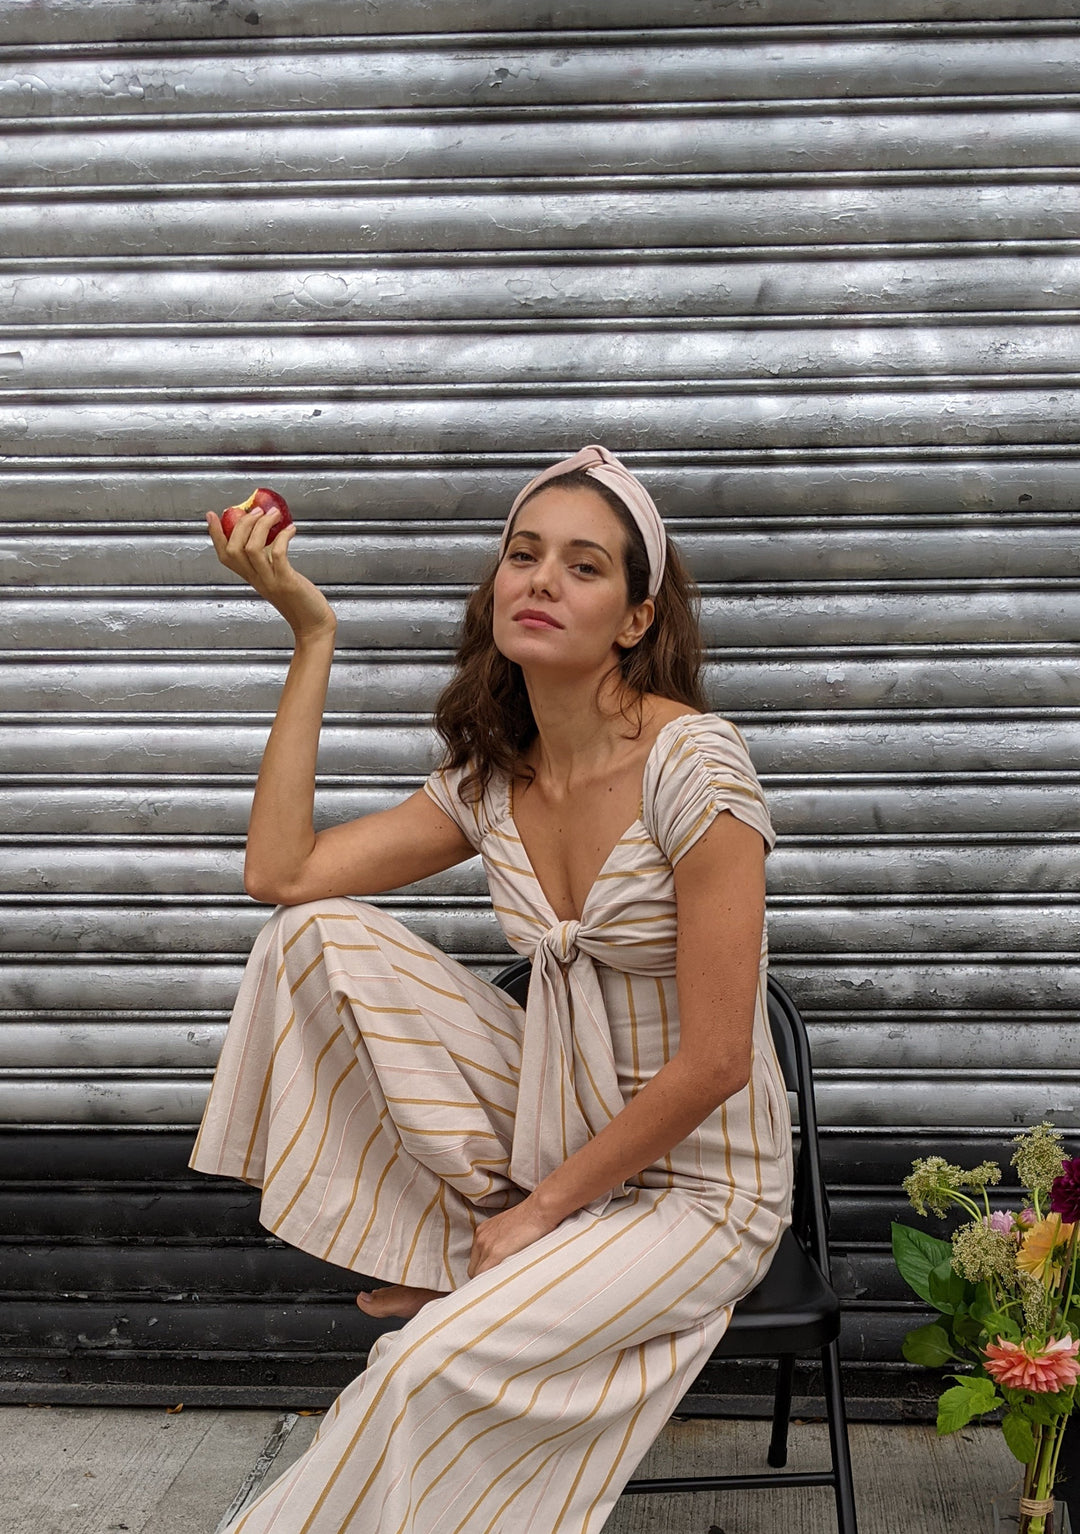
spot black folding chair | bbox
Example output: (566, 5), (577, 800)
(493, 960), (858, 1534)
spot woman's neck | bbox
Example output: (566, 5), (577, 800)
(522, 668), (643, 787)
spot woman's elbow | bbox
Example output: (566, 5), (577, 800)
(245, 871), (281, 905)
(244, 860), (298, 906)
(680, 1053), (750, 1108)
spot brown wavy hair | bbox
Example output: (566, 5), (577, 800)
(433, 469), (707, 803)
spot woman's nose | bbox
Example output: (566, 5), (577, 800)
(528, 558), (557, 595)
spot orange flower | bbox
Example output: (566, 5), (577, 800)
(984, 1335), (1080, 1393)
(1017, 1215), (1074, 1284)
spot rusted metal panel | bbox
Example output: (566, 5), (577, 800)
(1, 1), (1078, 1396)
(5, 182), (1080, 259)
(2, 1), (1079, 46)
(10, 323), (1080, 389)
(6, 34), (1080, 119)
(4, 252), (1080, 326)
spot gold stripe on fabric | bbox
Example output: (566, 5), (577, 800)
(484, 853), (536, 877)
(491, 902), (546, 928)
(560, 991), (576, 1155)
(592, 864), (668, 881)
(285, 944), (345, 1001)
(591, 911), (673, 933)
(269, 1056), (363, 1225)
(471, 1350), (631, 1534)
(264, 934), (352, 1071)
(301, 1193), (662, 1533)
(400, 1212), (673, 1532)
(342, 1004), (425, 1018)
(386, 964), (521, 1044)
(348, 1029), (519, 1089)
(370, 926), (444, 965)
(668, 803), (719, 863)
(322, 1109), (393, 1258)
(386, 1093), (515, 1120)
(438, 1182), (453, 1281)
(719, 1103), (737, 1224)
(261, 1026), (350, 1193)
(278, 910), (332, 961)
(655, 979), (675, 1172)
(343, 1146), (403, 1270)
(549, 1349), (638, 1532)
(408, 1197), (733, 1534)
(625, 973), (641, 1092)
(391, 1124), (503, 1141)
(239, 1004), (296, 1182)
(747, 1058), (764, 1202)
(399, 1183), (447, 1285)
(574, 1341), (652, 1531)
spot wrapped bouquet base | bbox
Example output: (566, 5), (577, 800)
(893, 1124), (1079, 1534)
(992, 1484), (1073, 1534)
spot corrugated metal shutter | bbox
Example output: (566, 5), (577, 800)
(2, 0), (1078, 1405)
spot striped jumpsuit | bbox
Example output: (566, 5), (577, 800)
(190, 713), (793, 1533)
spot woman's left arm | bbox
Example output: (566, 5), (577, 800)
(468, 810), (768, 1276)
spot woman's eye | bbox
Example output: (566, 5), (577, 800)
(573, 561), (599, 576)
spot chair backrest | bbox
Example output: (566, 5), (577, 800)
(766, 975), (832, 1277)
(491, 960), (832, 1279)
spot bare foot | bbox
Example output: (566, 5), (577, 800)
(356, 1284), (447, 1319)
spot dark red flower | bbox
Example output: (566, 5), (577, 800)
(1049, 1155), (1080, 1223)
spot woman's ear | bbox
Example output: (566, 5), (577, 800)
(616, 598), (655, 651)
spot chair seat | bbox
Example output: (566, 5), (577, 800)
(712, 1229), (841, 1357)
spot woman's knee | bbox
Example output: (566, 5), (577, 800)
(263, 895), (372, 939)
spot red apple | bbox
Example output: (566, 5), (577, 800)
(219, 487), (294, 544)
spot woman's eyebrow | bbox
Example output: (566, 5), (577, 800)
(510, 529), (613, 559)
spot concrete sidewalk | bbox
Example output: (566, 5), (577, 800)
(0, 1405), (1024, 1534)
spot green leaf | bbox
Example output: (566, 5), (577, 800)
(902, 1323), (956, 1367)
(892, 1224), (954, 1305)
(951, 1304), (986, 1344)
(1002, 1410), (1037, 1464)
(1025, 1393), (1071, 1427)
(937, 1376), (1002, 1435)
(979, 1311), (1021, 1343)
(928, 1257), (969, 1316)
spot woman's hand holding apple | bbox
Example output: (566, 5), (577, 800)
(207, 488), (336, 642)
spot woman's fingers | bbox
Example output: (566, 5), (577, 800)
(206, 510), (228, 558)
(207, 502), (335, 637)
(209, 506), (288, 579)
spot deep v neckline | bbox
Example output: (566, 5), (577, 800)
(506, 713), (698, 924)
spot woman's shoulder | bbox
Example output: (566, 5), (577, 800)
(423, 757), (512, 846)
(642, 707), (773, 862)
(646, 706), (754, 772)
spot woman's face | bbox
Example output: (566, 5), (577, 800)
(491, 483), (654, 675)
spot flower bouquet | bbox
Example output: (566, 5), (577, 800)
(892, 1124), (1080, 1534)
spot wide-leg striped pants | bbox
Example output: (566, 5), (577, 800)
(190, 899), (785, 1534)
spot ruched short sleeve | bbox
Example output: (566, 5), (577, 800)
(642, 715), (775, 867)
(423, 761), (491, 851)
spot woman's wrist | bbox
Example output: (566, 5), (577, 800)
(526, 1178), (577, 1229)
(291, 615), (337, 649)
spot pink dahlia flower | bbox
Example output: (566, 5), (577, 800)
(984, 1335), (1080, 1393)
(1049, 1156), (1080, 1224)
(986, 1210), (1015, 1235)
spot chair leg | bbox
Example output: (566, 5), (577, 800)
(767, 1353), (796, 1467)
(820, 1338), (859, 1534)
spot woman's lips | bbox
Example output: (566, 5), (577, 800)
(513, 610), (563, 629)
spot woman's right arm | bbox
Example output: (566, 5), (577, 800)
(208, 502), (475, 906)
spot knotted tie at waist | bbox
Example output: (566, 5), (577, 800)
(507, 919), (626, 1197)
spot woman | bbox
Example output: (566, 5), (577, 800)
(191, 444), (792, 1534)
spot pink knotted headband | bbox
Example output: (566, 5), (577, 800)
(500, 444), (667, 598)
